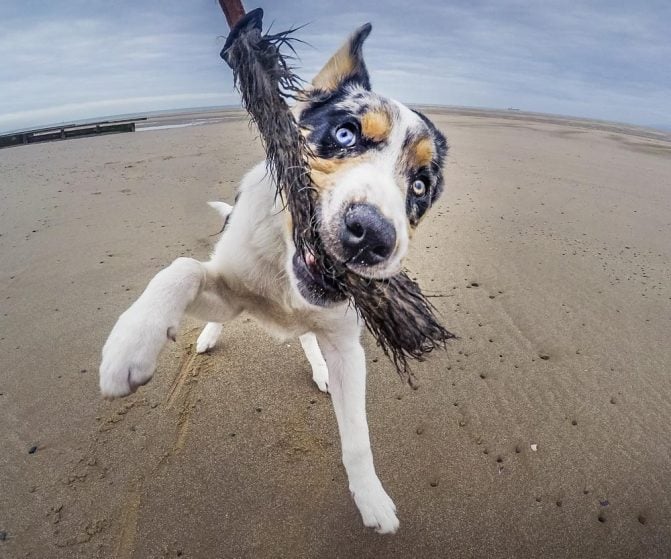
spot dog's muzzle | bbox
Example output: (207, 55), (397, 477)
(293, 203), (399, 306)
(339, 203), (396, 267)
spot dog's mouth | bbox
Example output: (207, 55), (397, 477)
(292, 250), (346, 307)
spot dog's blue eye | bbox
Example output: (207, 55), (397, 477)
(334, 124), (357, 147)
(412, 179), (427, 197)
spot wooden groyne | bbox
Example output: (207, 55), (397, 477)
(0, 117), (147, 149)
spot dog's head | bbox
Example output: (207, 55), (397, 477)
(291, 24), (447, 305)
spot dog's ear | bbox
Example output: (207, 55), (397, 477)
(312, 23), (372, 92)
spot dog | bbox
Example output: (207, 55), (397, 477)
(99, 23), (447, 534)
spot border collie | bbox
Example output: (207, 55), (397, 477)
(100, 23), (447, 534)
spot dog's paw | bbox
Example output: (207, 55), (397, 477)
(311, 363), (329, 393)
(196, 322), (223, 354)
(100, 308), (176, 398)
(351, 479), (399, 534)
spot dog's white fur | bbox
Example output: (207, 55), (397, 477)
(196, 203), (330, 392)
(100, 161), (400, 532)
(100, 27), (447, 534)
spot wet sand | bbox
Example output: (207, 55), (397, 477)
(1, 109), (670, 558)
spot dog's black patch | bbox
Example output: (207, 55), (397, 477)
(299, 101), (388, 159)
(402, 111), (448, 224)
(405, 170), (434, 226)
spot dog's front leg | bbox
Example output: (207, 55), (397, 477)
(317, 331), (399, 534)
(299, 333), (329, 393)
(100, 257), (207, 398)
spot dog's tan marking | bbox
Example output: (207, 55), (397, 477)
(308, 155), (362, 191)
(410, 137), (434, 168)
(311, 25), (370, 92)
(312, 44), (355, 91)
(361, 110), (391, 142)
(310, 169), (336, 191)
(309, 156), (343, 175)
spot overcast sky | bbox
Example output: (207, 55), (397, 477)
(1, 0), (670, 132)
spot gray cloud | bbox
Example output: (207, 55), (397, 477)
(0, 0), (669, 131)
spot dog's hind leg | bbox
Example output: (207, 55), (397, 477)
(196, 322), (223, 354)
(100, 257), (239, 398)
(316, 323), (399, 534)
(299, 333), (329, 392)
(193, 200), (235, 355)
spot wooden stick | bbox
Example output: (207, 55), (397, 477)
(218, 0), (246, 28)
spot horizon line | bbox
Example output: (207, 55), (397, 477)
(2, 103), (670, 139)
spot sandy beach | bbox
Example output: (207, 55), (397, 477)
(1, 108), (670, 558)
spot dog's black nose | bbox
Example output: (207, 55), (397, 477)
(340, 203), (396, 266)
